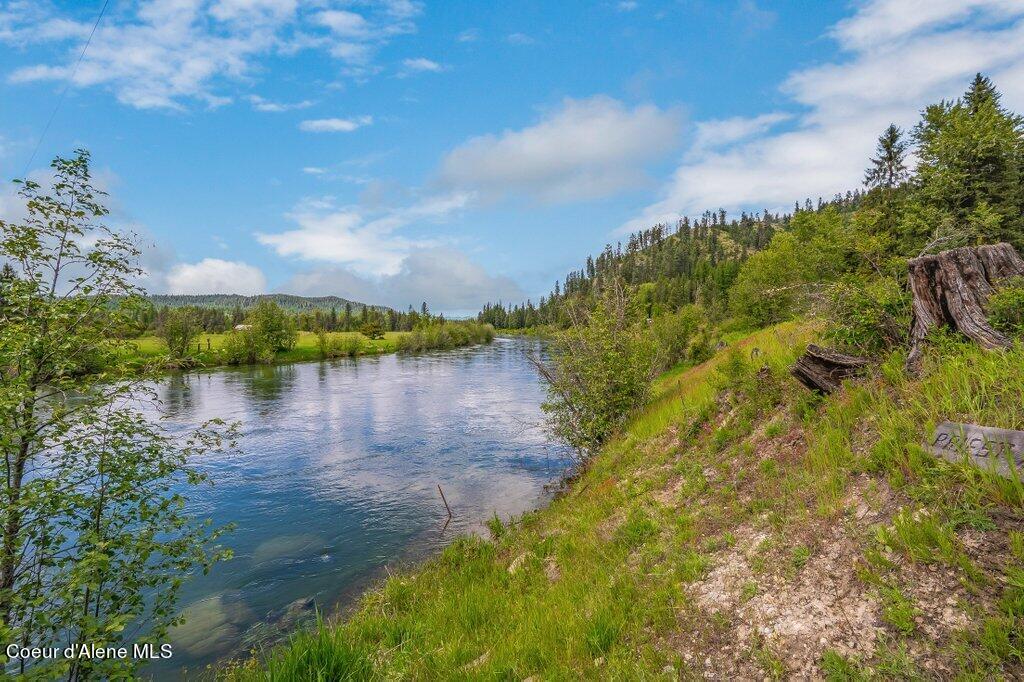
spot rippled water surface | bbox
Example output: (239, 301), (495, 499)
(147, 338), (566, 677)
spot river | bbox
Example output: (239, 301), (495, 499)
(147, 337), (567, 678)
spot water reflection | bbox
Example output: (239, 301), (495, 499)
(144, 337), (567, 677)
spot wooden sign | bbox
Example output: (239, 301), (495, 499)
(929, 421), (1024, 477)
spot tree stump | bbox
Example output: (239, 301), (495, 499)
(792, 344), (870, 394)
(906, 242), (1024, 373)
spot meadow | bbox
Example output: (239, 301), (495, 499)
(127, 331), (405, 369)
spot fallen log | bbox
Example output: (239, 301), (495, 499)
(792, 344), (870, 394)
(906, 242), (1024, 373)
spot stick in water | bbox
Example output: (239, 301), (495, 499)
(437, 484), (452, 519)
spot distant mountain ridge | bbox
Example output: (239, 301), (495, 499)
(149, 293), (389, 313)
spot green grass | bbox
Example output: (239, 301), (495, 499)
(126, 331), (404, 370)
(217, 326), (1024, 680)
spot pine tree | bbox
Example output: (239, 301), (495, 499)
(864, 124), (909, 189)
(913, 74), (1024, 248)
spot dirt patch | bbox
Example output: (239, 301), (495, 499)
(666, 463), (1024, 679)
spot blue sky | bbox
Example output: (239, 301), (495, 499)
(3, 1), (1024, 314)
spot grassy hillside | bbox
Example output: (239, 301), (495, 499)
(220, 325), (1024, 679)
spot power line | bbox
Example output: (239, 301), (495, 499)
(20, 0), (111, 178)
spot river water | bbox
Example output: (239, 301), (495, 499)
(146, 337), (567, 678)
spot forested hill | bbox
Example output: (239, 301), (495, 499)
(150, 293), (388, 314)
(478, 193), (864, 329)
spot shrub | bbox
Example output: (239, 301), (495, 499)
(533, 283), (656, 458)
(650, 304), (703, 371)
(824, 275), (911, 355)
(396, 322), (494, 353)
(224, 326), (275, 365)
(989, 277), (1024, 337)
(157, 306), (202, 360)
(250, 299), (298, 351)
(729, 207), (856, 328)
(316, 329), (364, 359)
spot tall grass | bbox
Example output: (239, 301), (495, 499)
(395, 322), (495, 353)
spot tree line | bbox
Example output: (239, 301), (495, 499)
(131, 297), (443, 337)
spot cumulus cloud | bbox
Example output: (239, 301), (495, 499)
(1, 0), (422, 109)
(256, 192), (471, 276)
(299, 116), (373, 132)
(438, 96), (682, 203)
(622, 0), (1024, 233)
(282, 247), (525, 314)
(165, 258), (267, 295)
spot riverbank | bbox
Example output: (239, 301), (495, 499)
(219, 321), (1024, 679)
(129, 323), (498, 372)
(126, 331), (403, 370)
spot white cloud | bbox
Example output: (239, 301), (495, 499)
(1, 0), (422, 109)
(691, 112), (791, 153)
(302, 166), (327, 175)
(299, 116), (373, 132)
(256, 192), (471, 276)
(165, 258), (267, 295)
(617, 2), (638, 12)
(456, 28), (479, 43)
(282, 247), (525, 314)
(248, 94), (314, 112)
(506, 32), (535, 45)
(438, 95), (682, 203)
(401, 57), (445, 74)
(832, 0), (1024, 50)
(315, 9), (372, 37)
(623, 0), (1024, 233)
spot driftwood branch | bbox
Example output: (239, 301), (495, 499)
(906, 242), (1024, 373)
(792, 344), (869, 394)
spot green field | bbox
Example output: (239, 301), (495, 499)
(128, 331), (405, 369)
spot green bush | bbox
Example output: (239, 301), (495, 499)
(729, 207), (856, 329)
(317, 329), (365, 359)
(223, 327), (275, 365)
(825, 275), (911, 355)
(536, 287), (656, 458)
(396, 321), (495, 353)
(650, 304), (703, 371)
(989, 277), (1024, 337)
(249, 299), (298, 351)
(157, 306), (202, 360)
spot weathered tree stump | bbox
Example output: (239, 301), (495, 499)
(792, 344), (870, 394)
(907, 242), (1024, 373)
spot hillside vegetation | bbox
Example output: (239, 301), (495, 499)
(222, 74), (1024, 680)
(149, 293), (381, 314)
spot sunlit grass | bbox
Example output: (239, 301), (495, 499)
(126, 331), (405, 369)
